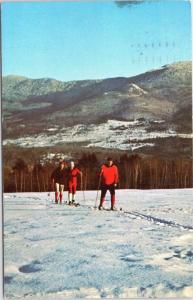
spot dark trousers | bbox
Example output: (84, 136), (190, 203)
(100, 184), (116, 208)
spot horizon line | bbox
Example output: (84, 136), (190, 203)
(2, 59), (191, 83)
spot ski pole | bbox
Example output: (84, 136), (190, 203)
(52, 181), (55, 204)
(82, 190), (86, 202)
(81, 173), (86, 202)
(46, 182), (52, 209)
(46, 191), (50, 209)
(94, 174), (102, 208)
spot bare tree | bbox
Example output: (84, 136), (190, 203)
(12, 159), (27, 192)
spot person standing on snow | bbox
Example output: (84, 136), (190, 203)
(67, 161), (82, 205)
(98, 157), (119, 211)
(51, 160), (66, 204)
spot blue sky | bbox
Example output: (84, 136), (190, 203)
(2, 0), (192, 81)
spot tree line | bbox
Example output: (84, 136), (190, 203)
(3, 153), (192, 193)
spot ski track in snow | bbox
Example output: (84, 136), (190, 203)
(3, 189), (193, 299)
(3, 119), (193, 150)
(124, 211), (193, 231)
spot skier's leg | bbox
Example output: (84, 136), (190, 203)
(55, 183), (59, 203)
(72, 184), (77, 203)
(99, 185), (107, 209)
(68, 182), (73, 204)
(59, 185), (64, 204)
(109, 185), (116, 210)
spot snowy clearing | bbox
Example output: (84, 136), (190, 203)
(3, 120), (192, 150)
(4, 189), (193, 299)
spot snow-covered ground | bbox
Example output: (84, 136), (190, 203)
(4, 189), (193, 299)
(40, 153), (72, 164)
(3, 120), (192, 150)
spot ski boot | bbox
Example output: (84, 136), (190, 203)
(111, 206), (118, 211)
(98, 205), (104, 210)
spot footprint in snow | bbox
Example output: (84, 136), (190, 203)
(4, 276), (14, 284)
(96, 225), (103, 228)
(164, 248), (193, 261)
(120, 255), (142, 263)
(91, 254), (98, 258)
(19, 260), (42, 273)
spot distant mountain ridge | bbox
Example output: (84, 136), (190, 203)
(2, 61), (192, 143)
(3, 61), (191, 99)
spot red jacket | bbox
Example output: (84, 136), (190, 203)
(67, 167), (81, 185)
(100, 164), (119, 185)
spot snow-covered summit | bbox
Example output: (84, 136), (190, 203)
(127, 83), (148, 96)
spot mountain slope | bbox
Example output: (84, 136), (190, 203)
(2, 61), (192, 144)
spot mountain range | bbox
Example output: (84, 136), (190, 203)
(2, 61), (192, 157)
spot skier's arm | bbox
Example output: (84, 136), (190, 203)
(50, 171), (56, 190)
(77, 168), (83, 177)
(99, 165), (104, 177)
(77, 169), (83, 190)
(50, 170), (55, 183)
(79, 171), (83, 185)
(114, 166), (119, 186)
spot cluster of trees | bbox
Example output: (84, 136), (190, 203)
(3, 153), (192, 193)
(118, 154), (192, 189)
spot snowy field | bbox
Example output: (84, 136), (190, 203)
(3, 120), (192, 150)
(3, 189), (193, 299)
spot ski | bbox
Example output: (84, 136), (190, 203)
(92, 206), (123, 212)
(65, 201), (80, 207)
(46, 200), (81, 209)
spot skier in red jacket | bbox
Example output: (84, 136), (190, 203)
(67, 161), (82, 205)
(99, 157), (119, 211)
(51, 160), (66, 204)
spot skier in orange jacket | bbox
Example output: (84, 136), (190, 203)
(99, 157), (119, 210)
